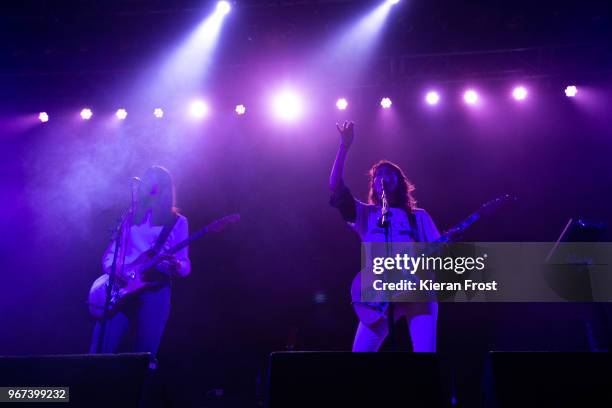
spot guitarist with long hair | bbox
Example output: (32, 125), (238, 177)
(89, 166), (190, 360)
(330, 122), (440, 352)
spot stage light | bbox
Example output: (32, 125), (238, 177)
(273, 90), (303, 122)
(38, 112), (49, 123)
(565, 85), (578, 97)
(235, 104), (246, 115)
(189, 100), (208, 118)
(336, 98), (348, 110)
(387, 0), (401, 4)
(425, 91), (440, 105)
(116, 108), (128, 120)
(380, 97), (392, 109)
(80, 108), (93, 120)
(512, 86), (528, 101)
(463, 90), (478, 105)
(216, 1), (231, 15)
(153, 108), (164, 118)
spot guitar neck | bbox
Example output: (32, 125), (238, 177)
(144, 226), (209, 271)
(140, 214), (239, 273)
(439, 212), (481, 243)
(166, 226), (209, 255)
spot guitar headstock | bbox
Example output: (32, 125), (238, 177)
(206, 213), (241, 233)
(478, 194), (517, 218)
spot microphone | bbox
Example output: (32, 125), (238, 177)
(378, 179), (390, 228)
(130, 176), (141, 212)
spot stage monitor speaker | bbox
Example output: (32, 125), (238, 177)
(0, 353), (150, 407)
(488, 351), (612, 408)
(267, 351), (443, 408)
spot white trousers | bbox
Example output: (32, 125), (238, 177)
(352, 302), (438, 352)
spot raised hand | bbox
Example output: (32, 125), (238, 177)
(336, 121), (354, 149)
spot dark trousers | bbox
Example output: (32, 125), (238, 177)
(90, 285), (171, 358)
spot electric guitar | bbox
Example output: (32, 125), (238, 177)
(350, 195), (515, 326)
(88, 213), (240, 319)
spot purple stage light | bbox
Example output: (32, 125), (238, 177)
(388, 0), (400, 5)
(512, 86), (528, 101)
(80, 108), (93, 120)
(336, 98), (348, 110)
(273, 90), (303, 122)
(235, 104), (246, 115)
(116, 108), (128, 120)
(565, 85), (578, 97)
(425, 91), (440, 105)
(463, 90), (478, 105)
(216, 1), (231, 15)
(153, 108), (164, 118)
(190, 100), (208, 119)
(38, 112), (49, 123)
(380, 97), (392, 109)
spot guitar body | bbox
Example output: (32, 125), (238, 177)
(88, 274), (113, 319)
(351, 270), (388, 326)
(88, 213), (241, 319)
(349, 195), (515, 327)
(88, 250), (163, 319)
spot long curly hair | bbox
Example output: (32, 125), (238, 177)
(367, 160), (417, 214)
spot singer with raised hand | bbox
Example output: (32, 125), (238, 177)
(89, 165), (190, 365)
(329, 121), (441, 352)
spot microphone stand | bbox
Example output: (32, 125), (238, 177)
(377, 183), (396, 351)
(96, 182), (138, 353)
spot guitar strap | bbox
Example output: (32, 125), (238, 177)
(152, 214), (179, 254)
(408, 211), (421, 242)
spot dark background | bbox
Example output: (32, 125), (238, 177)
(1, 0), (611, 406)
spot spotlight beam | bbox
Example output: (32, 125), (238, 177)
(309, 0), (398, 85)
(148, 3), (231, 101)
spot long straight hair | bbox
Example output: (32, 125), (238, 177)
(134, 166), (177, 226)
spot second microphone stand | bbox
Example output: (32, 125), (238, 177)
(96, 181), (138, 353)
(378, 187), (396, 351)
